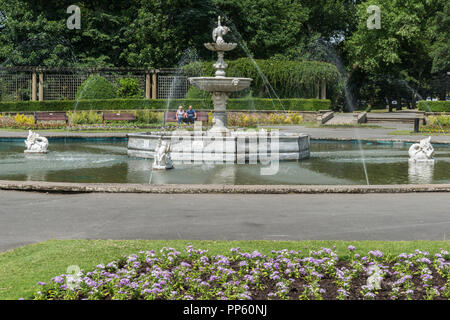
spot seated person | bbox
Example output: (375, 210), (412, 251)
(176, 106), (185, 124)
(184, 105), (197, 124)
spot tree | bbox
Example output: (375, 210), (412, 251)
(0, 0), (139, 67)
(119, 0), (216, 68)
(345, 0), (446, 103)
(429, 1), (450, 74)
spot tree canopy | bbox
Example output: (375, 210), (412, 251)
(0, 0), (447, 105)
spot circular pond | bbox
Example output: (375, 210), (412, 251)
(0, 138), (449, 185)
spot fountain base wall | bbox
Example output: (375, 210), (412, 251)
(127, 132), (310, 162)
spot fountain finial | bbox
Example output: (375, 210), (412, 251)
(212, 16), (230, 45)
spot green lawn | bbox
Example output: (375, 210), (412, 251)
(388, 130), (450, 136)
(0, 239), (448, 300)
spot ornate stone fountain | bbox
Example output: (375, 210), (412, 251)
(188, 16), (253, 133)
(127, 17), (310, 164)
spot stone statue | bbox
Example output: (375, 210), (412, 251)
(153, 138), (174, 170)
(408, 137), (435, 162)
(212, 16), (230, 45)
(24, 130), (49, 154)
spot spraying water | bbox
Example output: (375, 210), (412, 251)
(312, 39), (370, 185)
(149, 48), (200, 184)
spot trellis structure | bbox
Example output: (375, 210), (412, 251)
(0, 67), (190, 101)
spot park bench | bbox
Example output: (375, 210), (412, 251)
(103, 112), (135, 122)
(34, 111), (67, 123)
(163, 111), (209, 125)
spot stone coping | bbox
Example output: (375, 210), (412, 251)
(0, 180), (449, 194)
(0, 132), (448, 144)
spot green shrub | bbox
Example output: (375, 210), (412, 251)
(426, 115), (450, 127)
(117, 78), (144, 98)
(134, 109), (160, 123)
(67, 110), (103, 125)
(0, 98), (331, 112)
(76, 75), (117, 100)
(228, 112), (303, 126)
(418, 101), (450, 112)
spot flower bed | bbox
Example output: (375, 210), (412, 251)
(0, 114), (66, 130)
(228, 112), (303, 127)
(421, 115), (450, 133)
(33, 246), (449, 300)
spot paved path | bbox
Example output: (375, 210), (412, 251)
(324, 113), (354, 125)
(276, 123), (450, 144)
(1, 191), (448, 252)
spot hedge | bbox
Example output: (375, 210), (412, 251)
(0, 98), (331, 112)
(418, 101), (450, 112)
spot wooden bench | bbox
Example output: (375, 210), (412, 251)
(103, 112), (135, 122)
(164, 111), (209, 124)
(34, 111), (67, 123)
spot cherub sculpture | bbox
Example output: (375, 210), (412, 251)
(153, 138), (174, 170)
(24, 130), (49, 154)
(408, 137), (435, 162)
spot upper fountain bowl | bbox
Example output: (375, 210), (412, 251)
(204, 43), (237, 52)
(188, 77), (252, 92)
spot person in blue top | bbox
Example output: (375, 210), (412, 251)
(185, 105), (197, 124)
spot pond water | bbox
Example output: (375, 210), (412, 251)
(0, 138), (449, 185)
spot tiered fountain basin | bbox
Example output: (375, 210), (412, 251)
(188, 77), (253, 92)
(127, 131), (310, 162)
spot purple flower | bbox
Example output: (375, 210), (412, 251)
(364, 292), (376, 299)
(239, 261), (248, 267)
(368, 250), (383, 258)
(348, 245), (356, 251)
(418, 258), (431, 264)
(37, 281), (46, 286)
(209, 275), (219, 282)
(51, 276), (64, 284)
(119, 278), (130, 286)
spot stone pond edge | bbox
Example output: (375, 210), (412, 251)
(0, 180), (449, 194)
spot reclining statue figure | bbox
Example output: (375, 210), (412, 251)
(24, 130), (49, 154)
(408, 137), (434, 162)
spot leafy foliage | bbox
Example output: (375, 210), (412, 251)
(345, 0), (448, 104)
(75, 75), (116, 100)
(117, 78), (144, 98)
(0, 0), (446, 105)
(67, 110), (103, 125)
(429, 1), (450, 73)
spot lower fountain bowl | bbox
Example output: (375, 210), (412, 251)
(127, 131), (310, 162)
